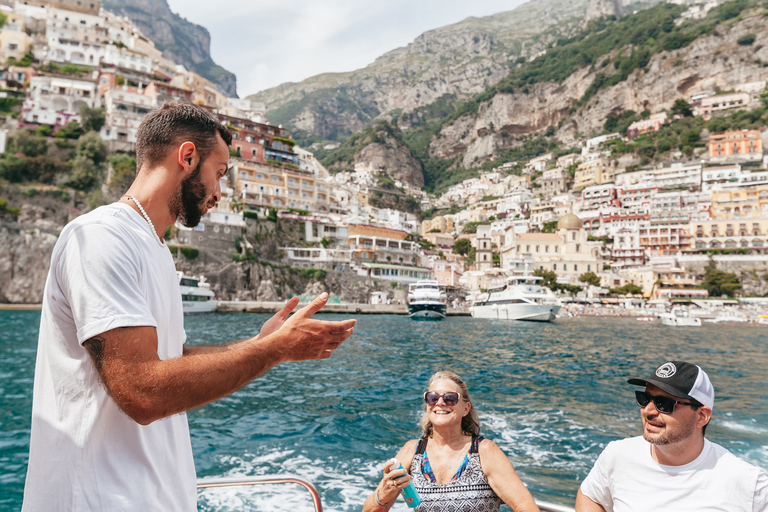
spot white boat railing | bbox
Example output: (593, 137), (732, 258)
(537, 500), (576, 512)
(197, 475), (323, 512)
(196, 475), (576, 512)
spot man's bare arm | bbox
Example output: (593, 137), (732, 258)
(84, 294), (355, 425)
(575, 488), (607, 512)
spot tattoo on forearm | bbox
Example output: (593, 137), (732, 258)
(84, 335), (106, 371)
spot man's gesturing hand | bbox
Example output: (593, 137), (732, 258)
(257, 296), (301, 340)
(272, 292), (357, 362)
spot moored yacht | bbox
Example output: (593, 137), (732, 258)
(657, 308), (702, 326)
(178, 271), (218, 313)
(407, 280), (447, 320)
(469, 275), (561, 322)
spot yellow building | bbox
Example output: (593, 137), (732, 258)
(0, 13), (33, 63)
(421, 215), (455, 235)
(574, 159), (605, 190)
(711, 186), (768, 220)
(232, 160), (328, 213)
(171, 69), (228, 108)
(574, 159), (621, 190)
(689, 185), (768, 253)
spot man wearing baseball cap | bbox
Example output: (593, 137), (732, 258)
(576, 360), (768, 511)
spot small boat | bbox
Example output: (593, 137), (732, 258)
(407, 280), (447, 320)
(705, 313), (749, 323)
(178, 271), (218, 313)
(657, 308), (701, 326)
(469, 275), (561, 322)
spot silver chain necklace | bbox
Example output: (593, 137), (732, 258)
(124, 195), (164, 246)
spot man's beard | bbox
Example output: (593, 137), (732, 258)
(170, 160), (209, 228)
(642, 410), (697, 446)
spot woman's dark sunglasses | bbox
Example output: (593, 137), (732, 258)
(635, 391), (698, 414)
(424, 391), (460, 406)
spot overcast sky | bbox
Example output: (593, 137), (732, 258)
(165, 0), (529, 98)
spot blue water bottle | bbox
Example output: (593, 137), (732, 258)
(389, 458), (421, 508)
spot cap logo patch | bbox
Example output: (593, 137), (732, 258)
(656, 362), (677, 379)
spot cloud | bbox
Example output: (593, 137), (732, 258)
(165, 0), (525, 97)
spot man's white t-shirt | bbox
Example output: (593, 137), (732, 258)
(580, 435), (768, 512)
(23, 203), (197, 511)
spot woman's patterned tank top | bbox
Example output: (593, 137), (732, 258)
(409, 435), (503, 512)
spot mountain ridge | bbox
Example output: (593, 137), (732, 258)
(246, 0), (634, 140)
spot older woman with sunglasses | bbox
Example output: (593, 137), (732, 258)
(363, 371), (540, 512)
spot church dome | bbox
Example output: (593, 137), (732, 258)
(557, 213), (582, 230)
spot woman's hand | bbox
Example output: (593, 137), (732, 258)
(376, 459), (412, 505)
(363, 441), (418, 512)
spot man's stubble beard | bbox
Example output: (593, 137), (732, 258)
(642, 410), (698, 446)
(170, 160), (208, 228)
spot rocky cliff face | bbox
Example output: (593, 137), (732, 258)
(357, 142), (425, 188)
(0, 226), (57, 303)
(432, 13), (768, 167)
(102, 0), (238, 97)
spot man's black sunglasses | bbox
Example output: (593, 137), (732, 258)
(635, 391), (699, 414)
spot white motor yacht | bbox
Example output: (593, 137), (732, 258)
(407, 280), (447, 320)
(657, 308), (701, 326)
(469, 275), (561, 322)
(178, 271), (218, 313)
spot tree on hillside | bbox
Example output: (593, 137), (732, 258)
(672, 99), (693, 117)
(462, 222), (485, 234)
(454, 238), (471, 256)
(55, 121), (83, 139)
(542, 220), (558, 233)
(534, 268), (559, 290)
(8, 129), (47, 157)
(559, 284), (583, 296)
(108, 153), (137, 194)
(68, 132), (107, 190)
(578, 271), (602, 288)
(701, 268), (741, 297)
(610, 283), (643, 296)
(80, 105), (106, 133)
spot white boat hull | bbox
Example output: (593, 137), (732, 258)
(182, 300), (219, 314)
(408, 303), (447, 320)
(470, 303), (560, 322)
(658, 314), (701, 326)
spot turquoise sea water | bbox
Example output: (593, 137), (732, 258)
(2, 310), (767, 511)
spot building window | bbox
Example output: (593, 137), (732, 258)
(563, 264), (567, 271)
(576, 244), (580, 252)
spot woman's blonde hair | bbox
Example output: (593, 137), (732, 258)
(419, 371), (481, 438)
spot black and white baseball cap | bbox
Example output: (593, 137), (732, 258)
(627, 361), (715, 409)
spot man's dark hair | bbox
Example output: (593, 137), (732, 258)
(135, 101), (232, 171)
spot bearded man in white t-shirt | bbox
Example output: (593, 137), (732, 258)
(576, 360), (768, 512)
(22, 101), (358, 511)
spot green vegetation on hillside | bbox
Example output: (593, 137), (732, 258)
(342, 0), (759, 195)
(0, 110), (110, 193)
(322, 120), (413, 170)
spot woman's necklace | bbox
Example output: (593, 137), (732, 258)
(124, 195), (164, 246)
